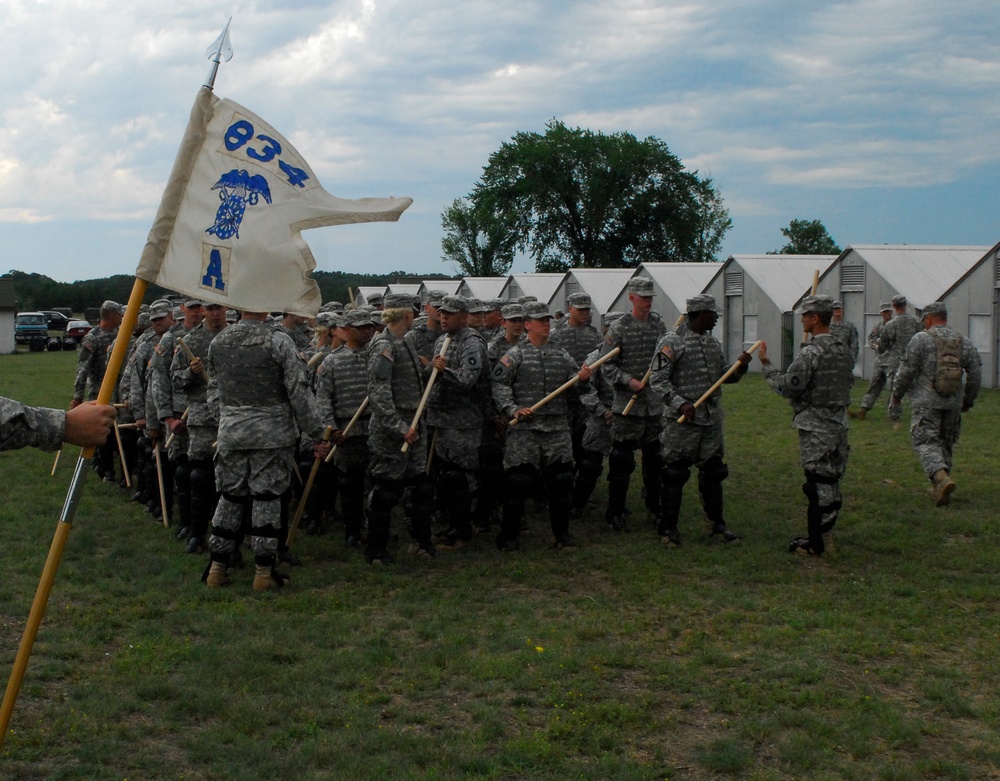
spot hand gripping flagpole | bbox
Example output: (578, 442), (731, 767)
(0, 23), (232, 749)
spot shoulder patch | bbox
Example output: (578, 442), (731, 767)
(381, 346), (395, 362)
(659, 344), (674, 360)
(500, 355), (513, 367)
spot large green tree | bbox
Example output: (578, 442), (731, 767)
(440, 197), (518, 277)
(462, 119), (730, 272)
(770, 218), (841, 256)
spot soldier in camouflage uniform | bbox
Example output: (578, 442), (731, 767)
(571, 329), (619, 519)
(71, 299), (123, 481)
(315, 309), (374, 547)
(878, 294), (922, 424)
(406, 290), (445, 366)
(759, 295), (854, 557)
(600, 277), (667, 531)
(830, 301), (860, 361)
(424, 296), (488, 550)
(170, 303), (228, 553)
(274, 311), (313, 351)
(150, 299), (204, 538)
(203, 310), (326, 590)
(1, 396), (115, 451)
(365, 293), (436, 563)
(891, 301), (981, 506)
(849, 302), (893, 419)
(492, 301), (592, 551)
(649, 295), (751, 546)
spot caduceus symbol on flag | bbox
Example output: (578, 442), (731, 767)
(0, 18), (411, 744)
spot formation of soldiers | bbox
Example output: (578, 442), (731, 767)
(62, 282), (981, 589)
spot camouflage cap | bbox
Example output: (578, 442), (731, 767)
(686, 293), (720, 314)
(795, 294), (835, 316)
(604, 311), (625, 325)
(439, 295), (468, 313)
(345, 310), (375, 327)
(101, 300), (124, 315)
(501, 303), (524, 320)
(425, 290), (447, 307)
(226, 310), (238, 322)
(383, 292), (414, 310)
(523, 301), (553, 320)
(923, 301), (947, 317)
(628, 277), (655, 297)
(184, 298), (204, 308)
(314, 312), (337, 328)
(517, 295), (538, 305)
(832, 300), (844, 309)
(487, 298), (505, 311)
(891, 294), (907, 306)
(367, 292), (384, 305)
(148, 302), (171, 320)
(567, 292), (593, 309)
(879, 301), (893, 313)
(469, 298), (491, 314)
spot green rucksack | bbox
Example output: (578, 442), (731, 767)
(933, 335), (963, 396)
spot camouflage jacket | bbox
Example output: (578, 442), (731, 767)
(426, 328), (488, 430)
(0, 396), (64, 452)
(764, 334), (854, 433)
(550, 321), (602, 366)
(893, 326), (981, 411)
(492, 339), (583, 432)
(600, 313), (667, 416)
(171, 323), (227, 427)
(73, 325), (117, 402)
(315, 344), (371, 437)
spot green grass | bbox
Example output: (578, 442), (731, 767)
(2, 349), (999, 780)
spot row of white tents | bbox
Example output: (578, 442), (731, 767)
(353, 241), (1000, 387)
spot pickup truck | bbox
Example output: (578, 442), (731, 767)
(14, 311), (50, 345)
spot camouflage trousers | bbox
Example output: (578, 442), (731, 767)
(798, 426), (850, 530)
(860, 366), (889, 412)
(909, 407), (962, 479)
(660, 416), (725, 467)
(432, 425), (482, 492)
(885, 369), (903, 421)
(504, 426), (573, 471)
(368, 420), (427, 481)
(186, 424), (217, 462)
(210, 446), (293, 562)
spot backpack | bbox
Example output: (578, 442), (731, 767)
(933, 334), (963, 396)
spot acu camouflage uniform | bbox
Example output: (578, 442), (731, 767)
(365, 328), (435, 560)
(892, 325), (981, 482)
(491, 338), (583, 548)
(150, 323), (194, 530)
(859, 318), (891, 412)
(830, 319), (860, 361)
(315, 342), (371, 543)
(571, 346), (615, 516)
(649, 326), (747, 539)
(0, 397), (64, 451)
(73, 324), (119, 480)
(600, 312), (667, 527)
(764, 333), (854, 555)
(425, 327), (488, 545)
(206, 319), (322, 575)
(879, 312), (921, 420)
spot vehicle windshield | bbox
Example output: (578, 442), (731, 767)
(16, 315), (46, 325)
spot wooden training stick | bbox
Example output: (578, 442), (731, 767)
(50, 448), (62, 476)
(508, 347), (620, 426)
(113, 419), (131, 488)
(163, 407), (189, 450)
(287, 425), (334, 547)
(803, 269), (820, 342)
(153, 441), (169, 527)
(324, 397), (369, 463)
(676, 341), (762, 424)
(401, 334), (451, 453)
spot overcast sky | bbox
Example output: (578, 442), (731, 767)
(1, 0), (997, 283)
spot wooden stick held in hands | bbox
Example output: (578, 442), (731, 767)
(803, 269), (820, 342)
(324, 397), (369, 463)
(287, 425), (334, 547)
(113, 419), (131, 488)
(676, 341), (761, 424)
(163, 407), (189, 450)
(508, 347), (620, 426)
(402, 334), (451, 453)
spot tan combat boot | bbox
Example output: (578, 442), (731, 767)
(931, 470), (956, 507)
(847, 408), (867, 420)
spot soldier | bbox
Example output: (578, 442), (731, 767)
(274, 311), (312, 351)
(492, 301), (592, 551)
(879, 294), (922, 427)
(891, 301), (981, 506)
(830, 301), (860, 361)
(71, 299), (123, 481)
(406, 290), (445, 365)
(1, 396), (115, 452)
(551, 292), (601, 362)
(649, 294), (751, 546)
(849, 302), (893, 420)
(600, 277), (667, 531)
(203, 310), (326, 590)
(367, 292), (385, 311)
(365, 293), (436, 564)
(759, 295), (854, 557)
(482, 299), (504, 341)
(170, 303), (228, 553)
(425, 295), (488, 551)
(314, 309), (374, 547)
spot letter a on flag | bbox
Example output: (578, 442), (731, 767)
(136, 87), (411, 315)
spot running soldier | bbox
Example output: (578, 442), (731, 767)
(759, 295), (854, 557)
(849, 302), (893, 420)
(891, 301), (981, 506)
(879, 294), (921, 426)
(650, 295), (751, 546)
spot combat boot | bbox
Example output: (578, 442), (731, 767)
(253, 566), (290, 590)
(931, 470), (956, 507)
(847, 407), (867, 420)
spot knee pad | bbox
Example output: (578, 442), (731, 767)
(576, 450), (603, 481)
(801, 477), (818, 501)
(506, 465), (537, 497)
(608, 445), (636, 475)
(700, 457), (729, 485)
(190, 461), (215, 494)
(544, 463), (574, 496)
(370, 479), (403, 515)
(663, 461), (692, 487)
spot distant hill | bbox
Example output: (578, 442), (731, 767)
(3, 269), (458, 313)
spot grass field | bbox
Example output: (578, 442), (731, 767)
(2, 348), (999, 780)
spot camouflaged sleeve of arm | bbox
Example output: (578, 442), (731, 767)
(0, 397), (65, 452)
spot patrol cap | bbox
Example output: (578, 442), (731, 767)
(469, 298), (490, 314)
(226, 310), (238, 323)
(149, 302), (171, 320)
(367, 292), (384, 305)
(923, 301), (947, 317)
(523, 301), (553, 320)
(314, 311), (337, 328)
(567, 292), (593, 309)
(891, 294), (907, 306)
(604, 311), (625, 325)
(324, 300), (343, 312)
(795, 294), (835, 316)
(628, 277), (655, 297)
(383, 292), (414, 309)
(501, 303), (524, 320)
(101, 300), (124, 315)
(136, 312), (150, 329)
(439, 295), (468, 313)
(487, 298), (505, 312)
(517, 295), (538, 305)
(425, 290), (447, 307)
(345, 310), (374, 327)
(184, 298), (204, 308)
(879, 301), (892, 313)
(832, 300), (843, 309)
(686, 294), (720, 314)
